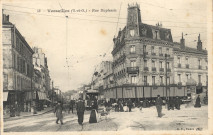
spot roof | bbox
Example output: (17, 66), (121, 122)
(174, 46), (207, 55)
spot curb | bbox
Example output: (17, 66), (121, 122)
(4, 109), (54, 121)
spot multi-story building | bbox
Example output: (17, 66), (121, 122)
(32, 47), (51, 99)
(103, 3), (207, 100)
(3, 13), (34, 112)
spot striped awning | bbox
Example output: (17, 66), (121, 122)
(3, 92), (8, 101)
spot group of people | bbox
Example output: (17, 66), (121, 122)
(53, 94), (203, 125)
(167, 96), (182, 110)
(54, 98), (86, 125)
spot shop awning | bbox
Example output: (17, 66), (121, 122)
(37, 92), (47, 100)
(3, 92), (8, 101)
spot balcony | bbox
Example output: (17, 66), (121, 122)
(127, 67), (139, 74)
(178, 63), (181, 68)
(167, 68), (171, 72)
(178, 82), (182, 86)
(152, 67), (156, 72)
(144, 67), (149, 71)
(159, 53), (163, 56)
(130, 51), (136, 54)
(186, 64), (189, 69)
(151, 53), (156, 56)
(143, 52), (148, 55)
(198, 65), (202, 69)
(160, 68), (164, 72)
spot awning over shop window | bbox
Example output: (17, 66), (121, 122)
(37, 92), (47, 100)
(3, 92), (8, 101)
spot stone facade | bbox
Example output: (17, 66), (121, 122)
(3, 14), (34, 112)
(111, 3), (207, 89)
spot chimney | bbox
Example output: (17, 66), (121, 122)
(197, 34), (202, 51)
(2, 10), (9, 23)
(180, 32), (185, 48)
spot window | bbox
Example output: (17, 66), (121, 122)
(167, 62), (170, 69)
(152, 76), (155, 85)
(160, 61), (163, 68)
(131, 76), (137, 84)
(130, 60), (136, 67)
(167, 77), (170, 85)
(130, 45), (136, 53)
(186, 74), (189, 80)
(160, 76), (163, 84)
(159, 47), (162, 54)
(151, 46), (154, 53)
(178, 56), (181, 64)
(198, 59), (201, 66)
(143, 45), (146, 53)
(144, 60), (147, 67)
(152, 60), (155, 67)
(178, 74), (181, 82)
(186, 57), (189, 64)
(166, 48), (169, 54)
(144, 76), (147, 84)
(198, 75), (201, 83)
(13, 54), (16, 69)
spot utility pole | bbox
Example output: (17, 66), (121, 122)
(165, 54), (168, 109)
(52, 81), (54, 107)
(165, 54), (168, 99)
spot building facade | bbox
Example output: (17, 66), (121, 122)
(103, 3), (207, 100)
(3, 14), (34, 113)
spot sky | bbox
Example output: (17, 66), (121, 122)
(2, 0), (210, 92)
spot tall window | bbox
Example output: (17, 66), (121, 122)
(143, 45), (146, 53)
(167, 77), (170, 85)
(152, 60), (155, 67)
(160, 76), (163, 84)
(160, 61), (163, 68)
(152, 76), (155, 85)
(198, 75), (201, 83)
(144, 60), (147, 67)
(130, 60), (136, 67)
(178, 74), (181, 82)
(151, 46), (154, 53)
(167, 62), (170, 69)
(198, 59), (201, 66)
(131, 76), (137, 84)
(186, 57), (189, 64)
(144, 76), (147, 84)
(166, 48), (169, 54)
(186, 74), (189, 80)
(178, 56), (181, 64)
(159, 47), (162, 54)
(130, 45), (136, 53)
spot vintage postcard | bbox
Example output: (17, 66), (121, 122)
(1, 0), (212, 134)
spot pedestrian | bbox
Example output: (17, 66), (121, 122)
(127, 99), (133, 112)
(69, 100), (75, 114)
(93, 98), (98, 112)
(76, 98), (85, 125)
(139, 100), (143, 111)
(155, 95), (163, 117)
(15, 101), (20, 116)
(194, 95), (201, 108)
(175, 96), (181, 110)
(54, 101), (63, 125)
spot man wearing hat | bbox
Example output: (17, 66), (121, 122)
(155, 95), (163, 117)
(76, 98), (85, 125)
(54, 101), (63, 125)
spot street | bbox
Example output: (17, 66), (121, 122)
(4, 105), (208, 132)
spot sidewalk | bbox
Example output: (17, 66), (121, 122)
(4, 107), (54, 121)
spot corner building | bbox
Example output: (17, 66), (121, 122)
(104, 4), (207, 100)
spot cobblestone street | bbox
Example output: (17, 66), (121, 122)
(4, 105), (208, 132)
